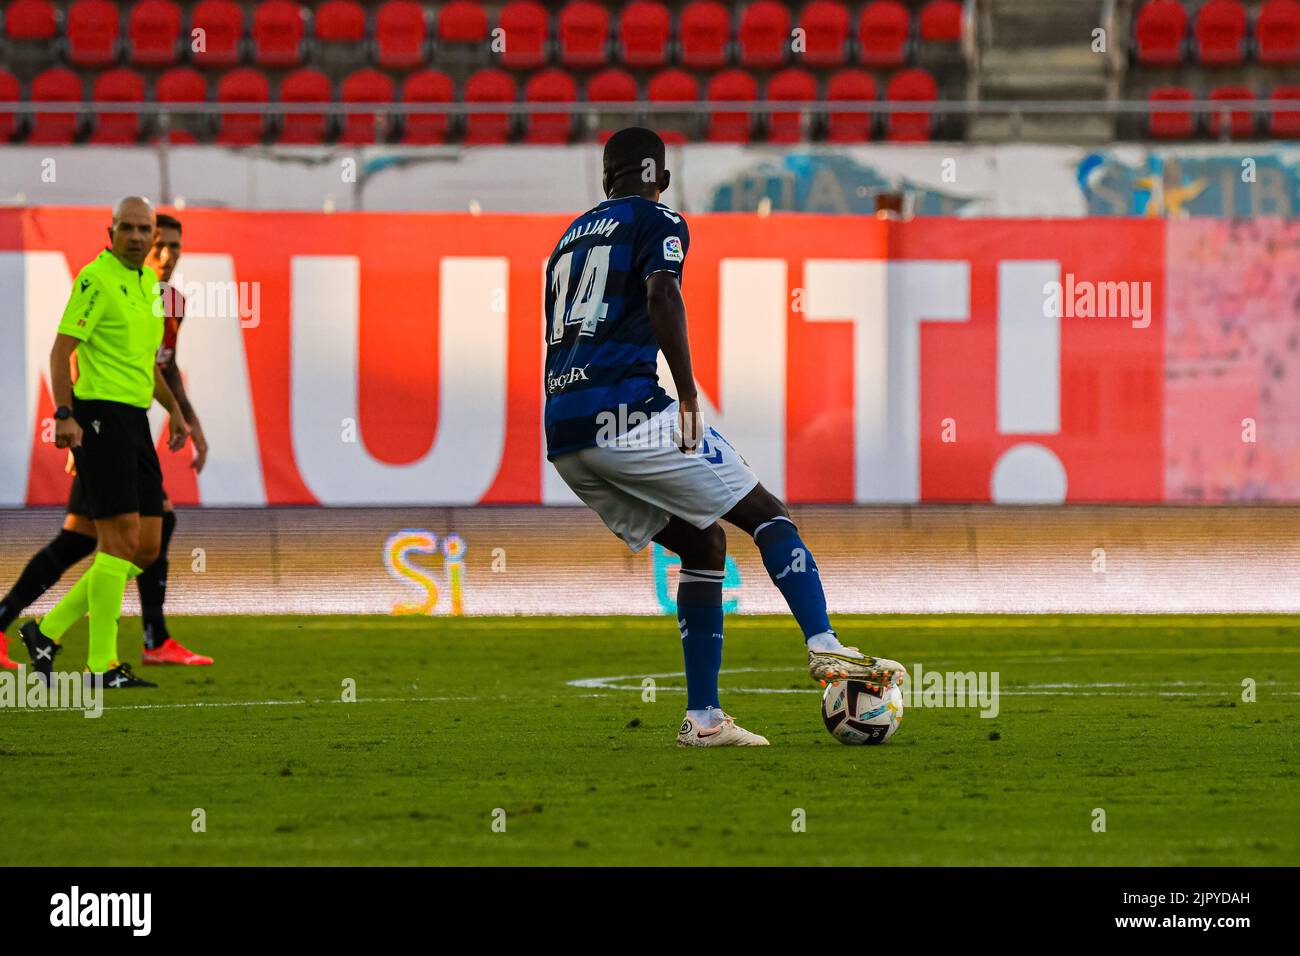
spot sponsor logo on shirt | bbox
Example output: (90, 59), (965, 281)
(547, 365), (591, 394)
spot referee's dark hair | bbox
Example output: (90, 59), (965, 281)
(602, 127), (669, 200)
(155, 213), (182, 234)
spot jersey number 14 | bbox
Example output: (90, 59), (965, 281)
(550, 245), (611, 344)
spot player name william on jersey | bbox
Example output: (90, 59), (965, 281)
(558, 217), (620, 250)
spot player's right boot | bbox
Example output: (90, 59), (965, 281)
(0, 631), (19, 670)
(142, 638), (214, 666)
(676, 712), (770, 747)
(808, 646), (907, 690)
(19, 620), (61, 684)
(85, 662), (157, 689)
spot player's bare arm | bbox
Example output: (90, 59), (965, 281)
(646, 271), (701, 452)
(49, 333), (83, 450)
(159, 352), (207, 472)
(153, 364), (190, 453)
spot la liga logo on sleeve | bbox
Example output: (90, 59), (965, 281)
(662, 236), (684, 262)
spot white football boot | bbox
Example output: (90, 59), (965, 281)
(808, 644), (908, 690)
(676, 710), (770, 747)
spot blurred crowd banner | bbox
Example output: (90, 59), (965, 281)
(3, 144), (1300, 217)
(2, 207), (1298, 507)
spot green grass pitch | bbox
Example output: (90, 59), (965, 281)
(2, 614), (1297, 866)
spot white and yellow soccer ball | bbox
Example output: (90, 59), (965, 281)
(820, 679), (905, 745)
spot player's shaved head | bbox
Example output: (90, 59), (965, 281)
(112, 195), (154, 225)
(107, 196), (157, 270)
(603, 127), (669, 201)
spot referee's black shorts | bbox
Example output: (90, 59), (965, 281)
(68, 397), (165, 520)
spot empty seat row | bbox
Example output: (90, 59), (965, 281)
(0, 64), (943, 145)
(1148, 84), (1300, 137)
(1134, 0), (1300, 66)
(0, 0), (965, 71)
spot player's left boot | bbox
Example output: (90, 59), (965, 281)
(85, 662), (157, 689)
(142, 638), (213, 666)
(676, 711), (770, 747)
(0, 632), (18, 670)
(808, 645), (908, 690)
(19, 619), (61, 684)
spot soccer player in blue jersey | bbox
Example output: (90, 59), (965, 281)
(545, 128), (907, 747)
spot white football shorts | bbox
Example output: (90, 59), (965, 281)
(551, 401), (759, 552)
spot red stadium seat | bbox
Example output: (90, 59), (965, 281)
(128, 0), (182, 66)
(738, 1), (790, 68)
(4, 0), (59, 77)
(1207, 85), (1255, 138)
(766, 67), (816, 143)
(587, 67), (637, 103)
(401, 69), (453, 144)
(647, 67), (700, 143)
(316, 0), (364, 42)
(1257, 0), (1300, 65)
(0, 70), (20, 141)
(679, 1), (731, 69)
(252, 0), (306, 68)
(884, 67), (935, 141)
(439, 0), (488, 42)
(67, 0), (121, 68)
(558, 2), (610, 68)
(216, 67), (269, 144)
(1133, 0), (1187, 65)
(4, 0), (57, 39)
(497, 2), (550, 69)
(90, 67), (145, 143)
(1147, 86), (1195, 138)
(375, 0), (428, 69)
(278, 67), (330, 143)
(800, 1), (850, 67)
(826, 68), (875, 142)
(157, 65), (207, 103)
(587, 67), (638, 141)
(619, 1), (670, 67)
(340, 68), (394, 144)
(463, 68), (516, 144)
(1194, 0), (1247, 66)
(524, 67), (577, 143)
(435, 1), (490, 68)
(738, 0), (785, 68)
(919, 1), (963, 43)
(706, 68), (757, 143)
(29, 67), (82, 144)
(190, 0), (244, 68)
(315, 0), (367, 71)
(859, 1), (910, 68)
(155, 64), (206, 141)
(1270, 85), (1300, 136)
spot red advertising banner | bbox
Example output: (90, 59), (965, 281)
(1, 208), (1169, 506)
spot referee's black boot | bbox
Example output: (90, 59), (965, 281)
(19, 620), (61, 685)
(85, 662), (157, 690)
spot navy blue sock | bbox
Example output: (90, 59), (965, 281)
(754, 517), (833, 640)
(676, 569), (724, 712)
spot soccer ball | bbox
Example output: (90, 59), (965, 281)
(821, 679), (905, 745)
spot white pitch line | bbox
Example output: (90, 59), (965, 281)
(568, 669), (1300, 698)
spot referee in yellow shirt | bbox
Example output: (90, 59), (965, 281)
(20, 196), (189, 689)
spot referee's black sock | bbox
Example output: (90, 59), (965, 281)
(138, 510), (176, 650)
(0, 529), (98, 632)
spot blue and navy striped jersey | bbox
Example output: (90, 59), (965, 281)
(543, 194), (690, 458)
